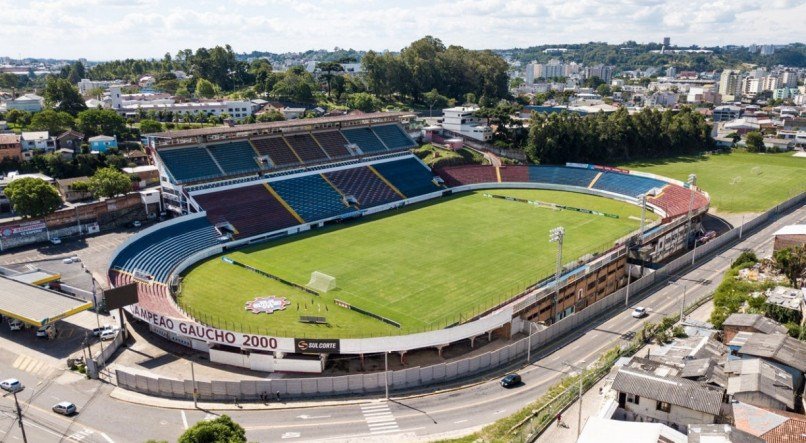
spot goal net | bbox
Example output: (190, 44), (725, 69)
(306, 271), (337, 293)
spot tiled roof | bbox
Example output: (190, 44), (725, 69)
(725, 359), (795, 409)
(611, 368), (724, 416)
(738, 333), (806, 373)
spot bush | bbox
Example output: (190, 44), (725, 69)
(732, 250), (758, 269)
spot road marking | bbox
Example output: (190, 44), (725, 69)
(281, 432), (301, 439)
(454, 419), (468, 424)
(181, 410), (189, 429)
(100, 433), (115, 443)
(359, 401), (400, 435)
(296, 414), (331, 420)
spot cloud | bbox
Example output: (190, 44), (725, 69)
(0, 0), (802, 59)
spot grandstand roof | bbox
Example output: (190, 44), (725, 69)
(147, 112), (413, 143)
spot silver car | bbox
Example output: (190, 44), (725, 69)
(52, 401), (77, 415)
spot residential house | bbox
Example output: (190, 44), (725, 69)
(0, 134), (21, 160)
(55, 130), (84, 152)
(6, 93), (44, 113)
(764, 286), (803, 320)
(123, 165), (159, 189)
(281, 107), (306, 120)
(578, 417), (686, 443)
(19, 131), (56, 157)
(686, 424), (763, 443)
(88, 135), (117, 153)
(731, 401), (806, 441)
(612, 368), (725, 433)
(124, 149), (149, 166)
(724, 358), (795, 411)
(735, 333), (806, 391)
(56, 177), (93, 202)
(713, 105), (743, 122)
(722, 314), (787, 344)
(772, 224), (806, 252)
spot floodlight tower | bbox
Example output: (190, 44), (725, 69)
(549, 226), (565, 323)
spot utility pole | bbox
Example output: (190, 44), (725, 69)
(526, 321), (538, 364)
(13, 391), (28, 443)
(563, 361), (585, 440)
(625, 263), (632, 308)
(680, 285), (687, 322)
(191, 360), (198, 408)
(384, 352), (389, 400)
(549, 227), (565, 323)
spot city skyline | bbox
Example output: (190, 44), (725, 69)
(0, 0), (804, 60)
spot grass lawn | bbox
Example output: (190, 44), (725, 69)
(619, 151), (806, 213)
(179, 189), (651, 338)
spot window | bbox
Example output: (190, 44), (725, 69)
(626, 393), (639, 404)
(656, 401), (671, 412)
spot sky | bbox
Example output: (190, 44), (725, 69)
(0, 0), (804, 60)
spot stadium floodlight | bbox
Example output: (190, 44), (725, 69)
(686, 173), (698, 245)
(549, 227), (565, 323)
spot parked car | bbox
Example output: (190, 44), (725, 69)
(697, 231), (717, 244)
(0, 378), (23, 392)
(50, 237), (62, 245)
(99, 329), (117, 341)
(8, 319), (23, 331)
(500, 373), (521, 388)
(131, 220), (142, 228)
(36, 324), (56, 338)
(631, 307), (648, 318)
(62, 257), (74, 264)
(52, 401), (76, 416)
(92, 325), (115, 337)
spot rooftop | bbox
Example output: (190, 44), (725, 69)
(723, 314), (788, 335)
(687, 424), (764, 443)
(611, 368), (724, 416)
(0, 275), (92, 327)
(731, 402), (806, 442)
(738, 333), (806, 373)
(725, 358), (795, 409)
(578, 417), (685, 443)
(772, 224), (806, 237)
(765, 287), (803, 312)
(0, 133), (20, 144)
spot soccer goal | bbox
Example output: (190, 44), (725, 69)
(306, 271), (337, 293)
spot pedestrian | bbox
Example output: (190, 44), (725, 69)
(556, 413), (562, 427)
(275, 391), (281, 402)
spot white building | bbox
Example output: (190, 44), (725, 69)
(440, 106), (492, 142)
(762, 75), (781, 92)
(719, 70), (742, 102)
(120, 100), (254, 120)
(780, 70), (798, 88)
(77, 78), (125, 94)
(6, 93), (44, 113)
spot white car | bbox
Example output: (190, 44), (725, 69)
(99, 329), (118, 341)
(0, 378), (23, 393)
(50, 237), (62, 245)
(92, 325), (115, 336)
(36, 324), (56, 338)
(52, 401), (76, 415)
(8, 319), (23, 331)
(631, 307), (648, 318)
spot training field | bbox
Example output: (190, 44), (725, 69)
(620, 151), (806, 213)
(179, 189), (652, 338)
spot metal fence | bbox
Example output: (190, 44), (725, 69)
(115, 191), (805, 401)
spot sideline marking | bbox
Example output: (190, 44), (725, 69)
(181, 410), (188, 429)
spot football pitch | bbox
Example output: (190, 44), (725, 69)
(179, 189), (652, 338)
(619, 151), (806, 213)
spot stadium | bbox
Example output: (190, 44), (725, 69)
(107, 112), (710, 373)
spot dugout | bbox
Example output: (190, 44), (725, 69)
(0, 274), (92, 327)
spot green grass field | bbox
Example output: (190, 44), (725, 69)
(619, 151), (806, 213)
(179, 189), (651, 338)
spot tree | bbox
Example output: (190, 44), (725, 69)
(347, 92), (382, 112)
(88, 167), (132, 198)
(3, 178), (62, 218)
(139, 119), (164, 134)
(29, 110), (75, 134)
(43, 77), (88, 115)
(596, 83), (612, 96)
(196, 78), (216, 99)
(178, 415), (246, 443)
(773, 246), (806, 288)
(745, 131), (765, 152)
(316, 61), (344, 98)
(76, 109), (127, 138)
(4, 109), (31, 126)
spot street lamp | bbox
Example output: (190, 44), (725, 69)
(669, 281), (688, 322)
(384, 351), (390, 400)
(549, 227), (565, 323)
(685, 174), (697, 245)
(563, 360), (586, 440)
(526, 321), (539, 364)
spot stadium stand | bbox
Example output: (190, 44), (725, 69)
(325, 167), (400, 208)
(111, 216), (220, 282)
(207, 141), (261, 175)
(649, 184), (710, 219)
(270, 174), (353, 222)
(284, 133), (330, 163)
(591, 171), (667, 198)
(312, 131), (352, 158)
(435, 165), (498, 186)
(371, 124), (416, 150)
(372, 158), (439, 197)
(158, 147), (223, 183)
(109, 271), (186, 318)
(498, 165), (529, 182)
(528, 166), (599, 187)
(193, 184), (300, 238)
(250, 136), (301, 166)
(342, 128), (388, 153)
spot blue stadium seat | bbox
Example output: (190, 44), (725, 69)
(591, 172), (667, 198)
(270, 174), (353, 222)
(325, 167), (400, 208)
(371, 125), (415, 150)
(341, 128), (388, 153)
(527, 166), (599, 187)
(158, 147), (223, 183)
(372, 158), (439, 198)
(207, 141), (260, 175)
(111, 217), (220, 282)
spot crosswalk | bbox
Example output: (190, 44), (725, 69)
(360, 401), (400, 435)
(12, 354), (55, 378)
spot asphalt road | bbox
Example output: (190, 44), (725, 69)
(1, 204), (803, 443)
